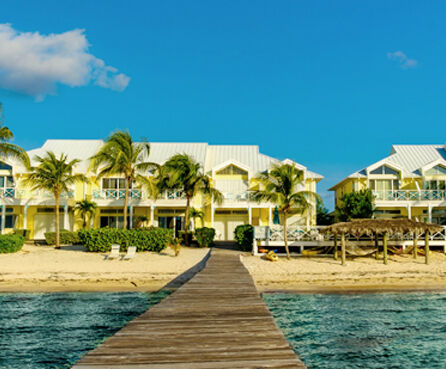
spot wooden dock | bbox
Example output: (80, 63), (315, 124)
(73, 249), (306, 369)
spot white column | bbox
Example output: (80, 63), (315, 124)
(248, 206), (252, 225)
(407, 205), (412, 219)
(63, 204), (69, 230)
(428, 205), (433, 223)
(129, 206), (134, 229)
(1, 205), (5, 235)
(23, 205), (28, 229)
(150, 206), (155, 226)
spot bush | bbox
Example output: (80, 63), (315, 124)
(13, 229), (31, 240)
(234, 224), (254, 251)
(0, 234), (25, 253)
(194, 227), (215, 247)
(78, 227), (173, 253)
(45, 229), (81, 245)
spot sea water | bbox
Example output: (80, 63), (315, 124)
(0, 291), (168, 369)
(264, 292), (446, 369)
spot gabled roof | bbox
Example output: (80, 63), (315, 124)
(19, 140), (323, 180)
(330, 144), (446, 191)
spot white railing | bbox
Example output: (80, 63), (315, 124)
(164, 190), (186, 200)
(0, 188), (74, 199)
(373, 190), (446, 201)
(93, 189), (142, 200)
(222, 191), (250, 202)
(255, 225), (446, 242)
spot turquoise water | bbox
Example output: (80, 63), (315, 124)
(264, 292), (446, 369)
(0, 292), (168, 369)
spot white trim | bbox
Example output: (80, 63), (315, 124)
(421, 159), (446, 174)
(212, 159), (251, 178)
(366, 160), (403, 176)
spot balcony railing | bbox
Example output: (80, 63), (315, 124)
(0, 188), (74, 199)
(93, 189), (142, 200)
(164, 191), (186, 200)
(222, 191), (250, 202)
(373, 190), (446, 201)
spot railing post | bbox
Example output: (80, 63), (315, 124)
(0, 205), (5, 235)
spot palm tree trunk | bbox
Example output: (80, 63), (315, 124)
(55, 194), (60, 249)
(82, 213), (87, 229)
(184, 196), (191, 246)
(123, 178), (130, 229)
(283, 211), (290, 260)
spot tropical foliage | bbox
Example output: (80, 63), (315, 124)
(190, 207), (205, 230)
(251, 163), (319, 259)
(156, 154), (222, 244)
(0, 103), (29, 167)
(45, 229), (81, 245)
(22, 152), (86, 248)
(316, 198), (333, 225)
(194, 227), (216, 247)
(234, 224), (254, 252)
(74, 200), (97, 229)
(0, 234), (25, 253)
(90, 130), (156, 229)
(334, 189), (374, 222)
(78, 227), (173, 253)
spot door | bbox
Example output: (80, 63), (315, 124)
(33, 214), (64, 239)
(214, 214), (247, 241)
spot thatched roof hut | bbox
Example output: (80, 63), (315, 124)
(321, 218), (442, 237)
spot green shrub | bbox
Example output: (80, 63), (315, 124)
(234, 224), (254, 251)
(13, 229), (31, 240)
(0, 234), (25, 253)
(44, 229), (81, 245)
(78, 227), (173, 253)
(194, 227), (215, 247)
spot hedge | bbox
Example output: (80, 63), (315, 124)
(78, 227), (173, 253)
(13, 229), (31, 240)
(45, 229), (81, 245)
(234, 224), (254, 251)
(0, 234), (25, 253)
(194, 227), (215, 247)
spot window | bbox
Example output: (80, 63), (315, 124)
(100, 216), (126, 229)
(216, 165), (247, 176)
(369, 179), (399, 191)
(425, 165), (446, 175)
(423, 180), (446, 190)
(0, 162), (12, 170)
(0, 215), (17, 229)
(0, 176), (14, 188)
(370, 165), (399, 176)
(102, 178), (132, 190)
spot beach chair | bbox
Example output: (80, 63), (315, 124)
(106, 244), (120, 260)
(122, 246), (137, 261)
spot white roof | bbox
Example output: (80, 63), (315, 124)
(330, 144), (446, 190)
(20, 140), (323, 179)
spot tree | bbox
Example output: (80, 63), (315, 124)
(190, 207), (205, 230)
(90, 130), (156, 229)
(23, 152), (86, 248)
(157, 154), (222, 245)
(74, 200), (97, 229)
(0, 103), (29, 167)
(316, 198), (333, 225)
(334, 189), (374, 222)
(251, 163), (319, 259)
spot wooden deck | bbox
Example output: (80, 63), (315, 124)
(73, 249), (306, 369)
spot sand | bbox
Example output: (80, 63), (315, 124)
(0, 244), (209, 292)
(242, 252), (446, 293)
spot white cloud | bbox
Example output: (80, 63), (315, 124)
(0, 24), (130, 100)
(387, 51), (418, 69)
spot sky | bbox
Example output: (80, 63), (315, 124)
(1, 1), (446, 209)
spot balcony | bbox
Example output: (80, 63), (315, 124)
(0, 188), (15, 198)
(93, 189), (142, 200)
(373, 190), (446, 201)
(0, 188), (74, 199)
(164, 190), (186, 200)
(222, 191), (250, 202)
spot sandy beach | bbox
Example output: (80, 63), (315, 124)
(0, 245), (209, 292)
(242, 252), (446, 293)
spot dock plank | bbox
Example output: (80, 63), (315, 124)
(72, 249), (305, 368)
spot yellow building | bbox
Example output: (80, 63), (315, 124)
(330, 144), (446, 225)
(0, 140), (323, 241)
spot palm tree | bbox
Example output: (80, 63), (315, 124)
(22, 152), (86, 248)
(90, 130), (156, 229)
(74, 200), (97, 229)
(190, 207), (205, 230)
(157, 154), (222, 245)
(251, 163), (319, 259)
(0, 103), (29, 167)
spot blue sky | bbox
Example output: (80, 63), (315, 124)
(1, 1), (446, 208)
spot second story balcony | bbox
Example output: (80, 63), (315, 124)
(373, 190), (446, 202)
(93, 189), (143, 200)
(0, 188), (74, 200)
(222, 191), (250, 202)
